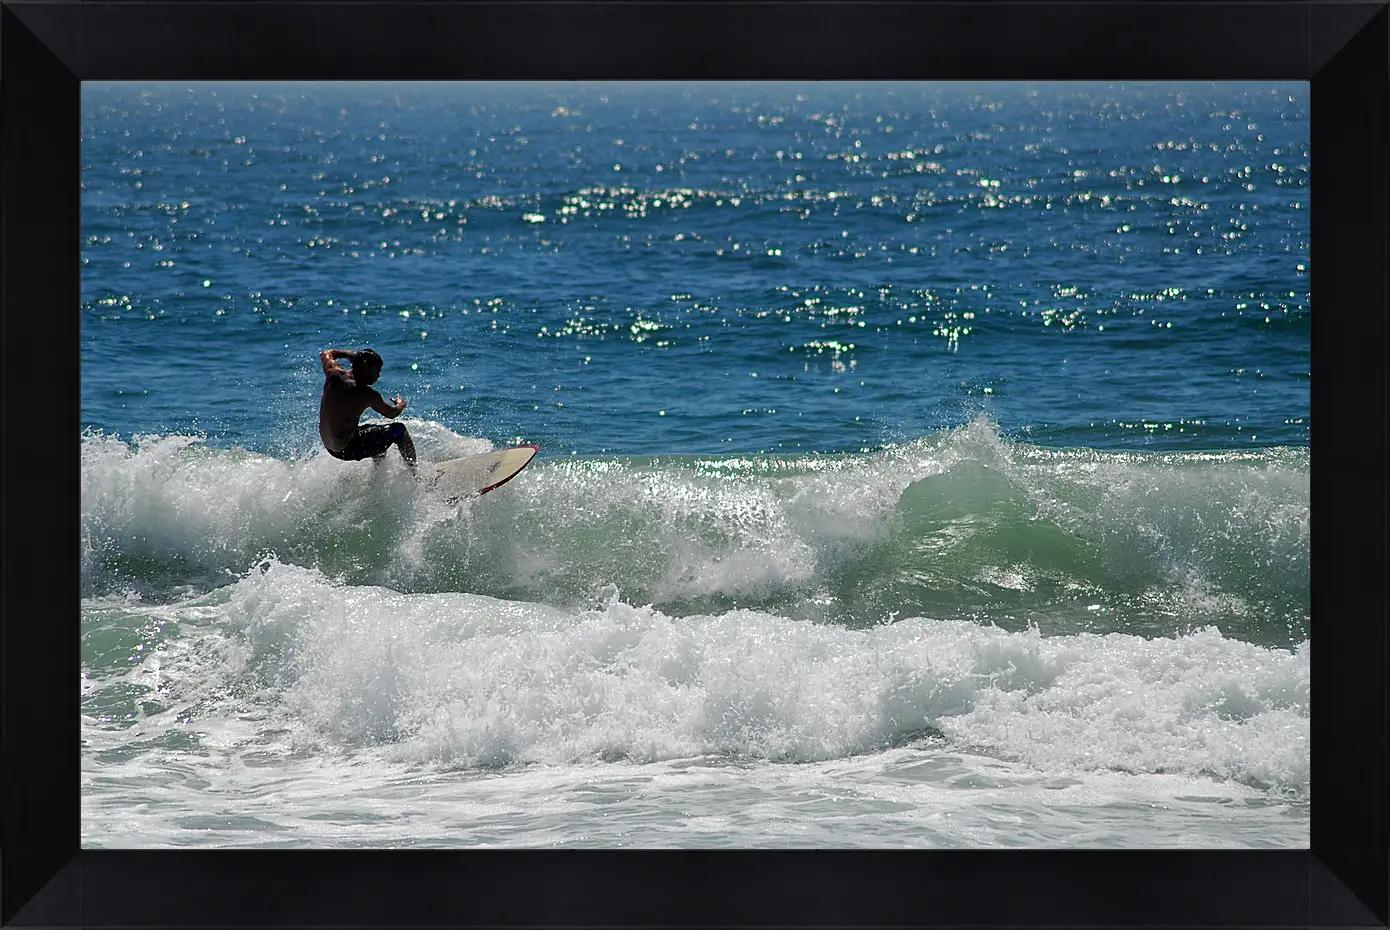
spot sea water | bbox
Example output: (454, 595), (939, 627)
(81, 82), (1309, 847)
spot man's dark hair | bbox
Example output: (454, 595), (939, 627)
(352, 348), (384, 384)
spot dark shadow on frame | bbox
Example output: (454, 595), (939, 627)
(3, 1), (1385, 927)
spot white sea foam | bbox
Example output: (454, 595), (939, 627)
(103, 558), (1307, 796)
(80, 425), (492, 586)
(81, 738), (1307, 849)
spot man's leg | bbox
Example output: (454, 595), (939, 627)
(348, 424), (403, 464)
(388, 422), (417, 468)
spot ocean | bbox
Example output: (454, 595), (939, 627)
(81, 81), (1309, 848)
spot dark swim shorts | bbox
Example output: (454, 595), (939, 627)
(329, 422), (406, 461)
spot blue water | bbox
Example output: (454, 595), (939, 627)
(80, 82), (1309, 849)
(82, 81), (1308, 455)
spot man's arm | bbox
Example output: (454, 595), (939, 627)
(320, 348), (354, 376)
(367, 389), (407, 418)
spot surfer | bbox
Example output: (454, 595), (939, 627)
(318, 347), (417, 469)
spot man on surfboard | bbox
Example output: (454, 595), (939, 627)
(318, 347), (417, 470)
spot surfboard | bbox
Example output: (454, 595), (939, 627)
(425, 446), (538, 502)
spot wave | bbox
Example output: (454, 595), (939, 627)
(80, 558), (1310, 795)
(81, 416), (1309, 643)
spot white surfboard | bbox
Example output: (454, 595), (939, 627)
(425, 446), (538, 502)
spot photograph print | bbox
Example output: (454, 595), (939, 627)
(81, 80), (1309, 849)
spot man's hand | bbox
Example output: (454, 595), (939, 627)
(367, 391), (406, 419)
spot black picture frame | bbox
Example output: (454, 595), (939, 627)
(4, 1), (1385, 927)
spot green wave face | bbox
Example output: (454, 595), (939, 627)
(832, 450), (1308, 643)
(81, 419), (1309, 646)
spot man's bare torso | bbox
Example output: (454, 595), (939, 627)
(319, 370), (381, 452)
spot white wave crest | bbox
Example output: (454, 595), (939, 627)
(128, 558), (1308, 795)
